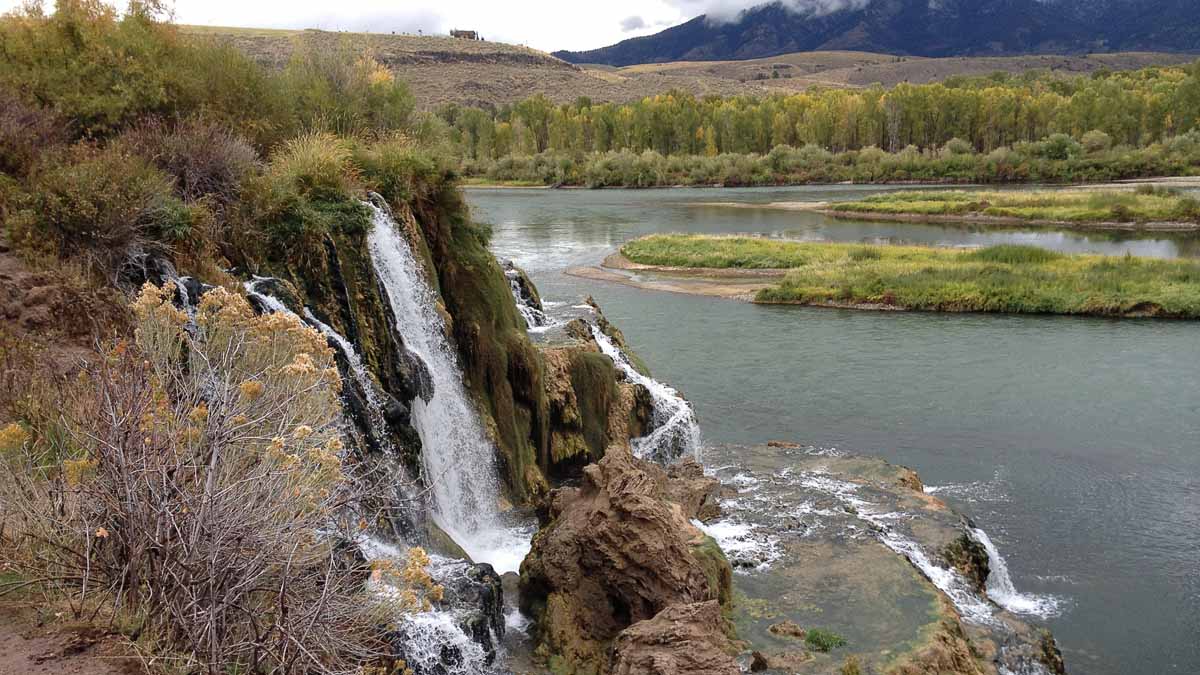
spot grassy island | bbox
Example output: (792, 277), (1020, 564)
(825, 187), (1200, 229)
(620, 234), (1200, 317)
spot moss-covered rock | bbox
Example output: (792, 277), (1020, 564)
(520, 452), (734, 674)
(942, 531), (991, 594)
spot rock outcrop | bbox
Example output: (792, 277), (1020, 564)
(519, 451), (733, 673)
(610, 601), (739, 675)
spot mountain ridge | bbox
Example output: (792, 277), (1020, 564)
(554, 0), (1200, 66)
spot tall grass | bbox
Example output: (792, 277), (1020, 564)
(621, 235), (1200, 318)
(832, 189), (1200, 223)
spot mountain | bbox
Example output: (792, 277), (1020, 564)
(554, 0), (1200, 66)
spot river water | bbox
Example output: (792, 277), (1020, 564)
(468, 185), (1200, 675)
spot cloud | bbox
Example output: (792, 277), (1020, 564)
(620, 15), (648, 31)
(665, 0), (874, 23)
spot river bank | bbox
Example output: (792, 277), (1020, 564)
(465, 176), (1200, 193)
(606, 235), (1200, 318)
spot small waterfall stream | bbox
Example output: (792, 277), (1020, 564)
(589, 324), (702, 463)
(365, 200), (531, 575)
(302, 309), (394, 447)
(971, 527), (1062, 618)
(244, 277), (506, 674)
(502, 263), (550, 331)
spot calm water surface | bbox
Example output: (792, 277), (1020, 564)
(467, 186), (1200, 675)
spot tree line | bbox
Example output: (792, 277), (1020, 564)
(433, 64), (1200, 161)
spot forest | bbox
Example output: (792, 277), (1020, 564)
(431, 65), (1200, 186)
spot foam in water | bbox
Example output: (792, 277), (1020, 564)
(797, 471), (998, 625)
(365, 200), (530, 574)
(359, 539), (495, 675)
(971, 527), (1063, 618)
(691, 518), (782, 571)
(589, 324), (702, 464)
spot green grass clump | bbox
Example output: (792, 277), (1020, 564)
(965, 244), (1063, 264)
(831, 189), (1200, 224)
(621, 235), (1200, 318)
(622, 234), (817, 269)
(806, 628), (848, 652)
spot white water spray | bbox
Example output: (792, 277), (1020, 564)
(365, 201), (530, 574)
(589, 324), (702, 464)
(359, 537), (498, 675)
(971, 528), (1062, 618)
(798, 471), (998, 624)
(502, 264), (551, 332)
(243, 277), (292, 315)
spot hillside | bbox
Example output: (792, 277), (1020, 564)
(555, 0), (1200, 66)
(185, 27), (1191, 109)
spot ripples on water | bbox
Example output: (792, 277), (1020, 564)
(469, 186), (1200, 675)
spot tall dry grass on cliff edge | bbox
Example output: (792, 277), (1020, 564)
(0, 284), (441, 673)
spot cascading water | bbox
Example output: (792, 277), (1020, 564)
(501, 262), (550, 332)
(358, 538), (500, 675)
(303, 309), (393, 444)
(245, 278), (508, 674)
(795, 470), (998, 624)
(365, 200), (531, 574)
(589, 324), (702, 464)
(243, 277), (292, 315)
(971, 527), (1062, 618)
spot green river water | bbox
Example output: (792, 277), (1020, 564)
(468, 185), (1200, 675)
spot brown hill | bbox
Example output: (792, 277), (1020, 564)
(184, 27), (1194, 109)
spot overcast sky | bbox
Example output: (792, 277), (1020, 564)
(0, 0), (800, 52)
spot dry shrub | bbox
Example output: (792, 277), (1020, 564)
(118, 117), (261, 207)
(11, 145), (203, 279)
(0, 92), (69, 176)
(0, 284), (419, 673)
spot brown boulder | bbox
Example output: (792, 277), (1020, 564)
(520, 451), (733, 672)
(611, 601), (739, 675)
(664, 457), (722, 523)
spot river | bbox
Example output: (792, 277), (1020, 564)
(468, 185), (1200, 675)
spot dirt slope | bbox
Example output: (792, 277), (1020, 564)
(185, 27), (1194, 109)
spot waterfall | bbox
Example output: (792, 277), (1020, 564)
(365, 200), (530, 575)
(245, 274), (511, 672)
(589, 324), (702, 464)
(303, 310), (391, 440)
(243, 277), (292, 315)
(502, 263), (550, 331)
(359, 538), (499, 675)
(971, 528), (1062, 618)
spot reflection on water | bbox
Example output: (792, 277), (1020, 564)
(468, 185), (1200, 675)
(473, 185), (1200, 282)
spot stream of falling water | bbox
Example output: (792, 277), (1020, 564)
(588, 323), (702, 464)
(243, 277), (507, 674)
(365, 201), (532, 575)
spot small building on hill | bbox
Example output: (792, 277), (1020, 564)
(450, 29), (481, 40)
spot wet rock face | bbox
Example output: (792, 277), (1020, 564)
(519, 451), (733, 672)
(665, 458), (722, 523)
(500, 259), (542, 312)
(388, 559), (506, 675)
(942, 531), (992, 594)
(610, 601), (740, 675)
(438, 561), (505, 660)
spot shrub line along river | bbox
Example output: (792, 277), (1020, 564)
(467, 185), (1200, 675)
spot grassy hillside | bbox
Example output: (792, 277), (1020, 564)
(185, 26), (1192, 109)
